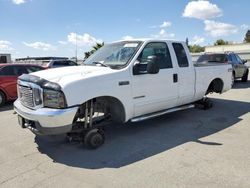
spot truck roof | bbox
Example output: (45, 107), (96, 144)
(114, 38), (185, 43)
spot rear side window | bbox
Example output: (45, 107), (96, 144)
(172, 43), (189, 67)
(197, 54), (226, 63)
(0, 66), (27, 76)
(68, 61), (76, 66)
(53, 61), (70, 66)
(0, 66), (16, 76)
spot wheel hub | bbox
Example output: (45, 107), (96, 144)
(90, 134), (103, 147)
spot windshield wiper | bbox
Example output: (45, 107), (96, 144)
(92, 61), (109, 67)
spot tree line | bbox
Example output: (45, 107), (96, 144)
(187, 30), (250, 53)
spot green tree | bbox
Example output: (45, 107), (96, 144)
(189, 45), (205, 53)
(84, 42), (104, 60)
(214, 39), (229, 46)
(244, 30), (250, 43)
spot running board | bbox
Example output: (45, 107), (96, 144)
(131, 104), (195, 123)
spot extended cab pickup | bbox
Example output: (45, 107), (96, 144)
(14, 39), (232, 149)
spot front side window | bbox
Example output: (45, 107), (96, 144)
(83, 41), (141, 69)
(230, 54), (238, 64)
(136, 42), (173, 71)
(172, 43), (189, 67)
(235, 54), (243, 64)
(26, 66), (44, 73)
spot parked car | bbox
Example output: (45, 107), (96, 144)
(0, 64), (45, 106)
(14, 39), (232, 149)
(41, 59), (78, 68)
(197, 52), (249, 83)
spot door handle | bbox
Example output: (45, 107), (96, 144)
(173, 74), (178, 83)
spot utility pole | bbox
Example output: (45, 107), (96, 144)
(75, 32), (78, 63)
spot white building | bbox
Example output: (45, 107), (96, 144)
(0, 53), (11, 63)
(205, 43), (250, 53)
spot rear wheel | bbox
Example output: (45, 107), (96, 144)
(232, 72), (235, 86)
(241, 70), (248, 82)
(0, 91), (6, 107)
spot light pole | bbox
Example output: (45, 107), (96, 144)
(75, 32), (78, 63)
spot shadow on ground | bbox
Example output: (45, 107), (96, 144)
(0, 102), (13, 112)
(35, 98), (250, 169)
(232, 79), (250, 89)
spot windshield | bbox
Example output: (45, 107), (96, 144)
(197, 54), (226, 63)
(83, 41), (141, 69)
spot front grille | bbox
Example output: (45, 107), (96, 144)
(19, 85), (35, 108)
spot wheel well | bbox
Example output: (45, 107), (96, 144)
(206, 78), (224, 94)
(0, 89), (7, 100)
(98, 96), (126, 123)
(76, 96), (126, 124)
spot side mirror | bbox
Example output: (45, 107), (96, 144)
(133, 56), (159, 75)
(133, 60), (141, 75)
(243, 60), (247, 64)
(147, 61), (159, 74)
(146, 56), (159, 74)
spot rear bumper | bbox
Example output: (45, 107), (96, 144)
(14, 100), (78, 135)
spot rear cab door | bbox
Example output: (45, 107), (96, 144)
(131, 41), (179, 117)
(170, 42), (195, 105)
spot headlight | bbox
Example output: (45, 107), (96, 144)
(33, 88), (42, 105)
(43, 89), (67, 108)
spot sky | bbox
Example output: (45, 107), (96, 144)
(0, 0), (249, 59)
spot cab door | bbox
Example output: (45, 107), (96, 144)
(131, 42), (179, 117)
(171, 43), (195, 105)
(234, 54), (246, 77)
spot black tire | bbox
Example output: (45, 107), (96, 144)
(0, 91), (6, 107)
(203, 98), (213, 110)
(84, 129), (105, 149)
(232, 72), (235, 86)
(241, 70), (248, 82)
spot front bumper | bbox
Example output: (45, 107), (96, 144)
(14, 100), (78, 135)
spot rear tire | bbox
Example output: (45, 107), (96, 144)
(241, 70), (248, 82)
(203, 99), (213, 110)
(232, 72), (235, 86)
(0, 91), (6, 107)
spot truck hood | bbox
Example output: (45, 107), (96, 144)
(31, 65), (115, 83)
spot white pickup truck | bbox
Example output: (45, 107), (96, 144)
(14, 39), (232, 149)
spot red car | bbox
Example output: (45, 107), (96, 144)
(0, 64), (45, 106)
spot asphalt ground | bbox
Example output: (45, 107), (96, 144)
(0, 79), (249, 188)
